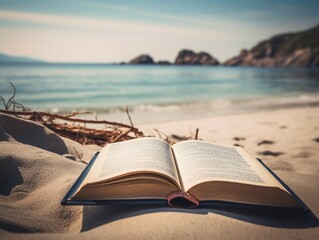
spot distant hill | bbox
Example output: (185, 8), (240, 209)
(224, 24), (319, 67)
(0, 53), (44, 63)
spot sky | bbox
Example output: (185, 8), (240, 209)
(0, 0), (318, 63)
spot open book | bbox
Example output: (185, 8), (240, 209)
(62, 137), (305, 209)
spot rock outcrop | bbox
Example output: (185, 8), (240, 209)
(129, 54), (155, 64)
(174, 49), (219, 65)
(128, 51), (220, 66)
(157, 60), (172, 65)
(224, 24), (319, 67)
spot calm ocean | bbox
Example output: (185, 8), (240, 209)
(0, 63), (319, 123)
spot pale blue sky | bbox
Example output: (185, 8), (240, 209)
(0, 0), (318, 62)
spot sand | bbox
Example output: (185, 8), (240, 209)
(1, 107), (319, 239)
(141, 107), (319, 176)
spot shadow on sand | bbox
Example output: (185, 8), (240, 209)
(81, 204), (319, 232)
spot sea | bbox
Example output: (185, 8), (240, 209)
(0, 63), (319, 124)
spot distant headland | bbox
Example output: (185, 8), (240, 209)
(127, 24), (319, 67)
(0, 53), (44, 64)
(224, 24), (319, 67)
(1, 24), (318, 67)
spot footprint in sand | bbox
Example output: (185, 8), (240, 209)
(233, 137), (245, 141)
(257, 140), (274, 146)
(233, 143), (244, 148)
(293, 151), (312, 158)
(258, 151), (284, 157)
(233, 137), (245, 147)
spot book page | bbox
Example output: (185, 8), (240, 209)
(172, 140), (277, 191)
(87, 137), (180, 187)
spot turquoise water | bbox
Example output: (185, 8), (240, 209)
(0, 63), (319, 123)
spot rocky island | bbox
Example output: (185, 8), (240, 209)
(129, 54), (155, 64)
(224, 25), (319, 67)
(174, 49), (219, 65)
(128, 49), (219, 66)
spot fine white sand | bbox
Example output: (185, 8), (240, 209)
(0, 107), (319, 239)
(141, 107), (319, 176)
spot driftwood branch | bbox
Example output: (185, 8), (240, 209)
(0, 110), (138, 130)
(0, 82), (201, 146)
(0, 109), (144, 146)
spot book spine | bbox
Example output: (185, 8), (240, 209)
(61, 152), (100, 205)
(168, 191), (199, 208)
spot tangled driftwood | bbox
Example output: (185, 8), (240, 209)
(0, 82), (198, 146)
(0, 109), (144, 146)
(0, 82), (144, 146)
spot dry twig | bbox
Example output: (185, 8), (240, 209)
(195, 128), (199, 140)
(0, 82), (29, 111)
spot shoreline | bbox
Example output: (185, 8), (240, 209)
(2, 65), (318, 122)
(50, 93), (319, 126)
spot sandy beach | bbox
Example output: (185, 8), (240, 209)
(1, 106), (319, 239)
(141, 106), (319, 176)
(1, 0), (318, 239)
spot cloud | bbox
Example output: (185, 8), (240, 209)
(0, 6), (270, 40)
(80, 1), (262, 34)
(1, 7), (307, 62)
(0, 9), (241, 41)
